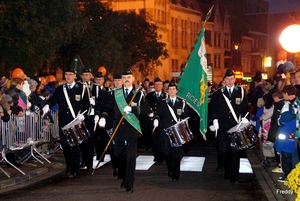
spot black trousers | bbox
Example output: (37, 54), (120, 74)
(94, 127), (109, 161)
(59, 130), (80, 174)
(80, 115), (95, 168)
(114, 137), (138, 189)
(217, 131), (240, 182)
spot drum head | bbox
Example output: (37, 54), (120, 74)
(228, 122), (249, 133)
(62, 118), (82, 130)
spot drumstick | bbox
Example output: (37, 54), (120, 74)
(215, 129), (218, 138)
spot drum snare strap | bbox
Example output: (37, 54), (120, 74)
(167, 103), (178, 123)
(222, 92), (239, 123)
(63, 85), (76, 119)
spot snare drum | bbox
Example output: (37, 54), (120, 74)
(62, 119), (90, 147)
(227, 122), (258, 150)
(164, 118), (194, 147)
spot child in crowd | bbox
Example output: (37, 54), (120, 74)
(274, 85), (299, 182)
(268, 91), (284, 173)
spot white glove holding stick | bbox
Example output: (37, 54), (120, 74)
(89, 98), (95, 106)
(213, 119), (219, 131)
(98, 118), (106, 128)
(124, 106), (132, 113)
(94, 115), (99, 131)
(152, 119), (159, 133)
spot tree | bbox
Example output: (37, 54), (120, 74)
(0, 0), (82, 76)
(56, 0), (168, 76)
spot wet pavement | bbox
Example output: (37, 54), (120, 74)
(0, 138), (296, 201)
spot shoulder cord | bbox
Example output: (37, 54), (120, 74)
(222, 92), (239, 123)
(63, 85), (76, 119)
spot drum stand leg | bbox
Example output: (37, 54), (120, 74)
(51, 141), (61, 153)
(0, 153), (11, 178)
(32, 145), (51, 164)
(18, 145), (44, 165)
(2, 146), (25, 176)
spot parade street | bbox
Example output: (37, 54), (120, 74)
(0, 138), (293, 201)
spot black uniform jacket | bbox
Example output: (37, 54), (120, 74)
(112, 85), (151, 138)
(209, 86), (249, 132)
(48, 83), (90, 127)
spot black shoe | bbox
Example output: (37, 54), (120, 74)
(215, 166), (223, 172)
(65, 169), (71, 177)
(113, 170), (118, 177)
(68, 173), (77, 179)
(126, 188), (133, 193)
(224, 173), (229, 180)
(120, 181), (126, 188)
(86, 166), (93, 171)
(230, 180), (239, 185)
(80, 163), (86, 169)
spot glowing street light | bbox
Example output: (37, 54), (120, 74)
(279, 24), (300, 53)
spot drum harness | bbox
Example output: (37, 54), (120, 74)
(166, 98), (186, 123)
(221, 86), (244, 125)
(63, 83), (86, 119)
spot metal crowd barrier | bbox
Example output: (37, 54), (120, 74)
(0, 110), (60, 178)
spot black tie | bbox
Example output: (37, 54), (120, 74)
(68, 85), (71, 90)
(172, 99), (175, 106)
(156, 93), (159, 99)
(125, 89), (129, 98)
(228, 88), (232, 97)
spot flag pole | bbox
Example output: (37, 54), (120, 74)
(202, 5), (214, 28)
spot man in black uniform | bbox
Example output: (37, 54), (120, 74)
(145, 77), (166, 162)
(153, 81), (189, 180)
(79, 67), (97, 171)
(101, 69), (151, 193)
(93, 72), (112, 162)
(209, 69), (249, 184)
(43, 68), (90, 178)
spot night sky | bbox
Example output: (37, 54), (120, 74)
(265, 0), (300, 13)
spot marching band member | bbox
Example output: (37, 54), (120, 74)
(80, 67), (96, 171)
(145, 77), (166, 162)
(153, 81), (188, 181)
(43, 68), (89, 178)
(209, 69), (249, 184)
(99, 69), (151, 193)
(93, 72), (112, 162)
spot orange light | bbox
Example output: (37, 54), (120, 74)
(235, 71), (243, 79)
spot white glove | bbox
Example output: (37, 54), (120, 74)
(213, 119), (219, 130)
(209, 125), (215, 132)
(89, 98), (95, 106)
(27, 102), (32, 110)
(78, 114), (85, 121)
(241, 117), (249, 124)
(94, 115), (99, 124)
(42, 105), (49, 115)
(148, 112), (154, 117)
(153, 119), (159, 127)
(98, 118), (106, 127)
(124, 106), (132, 113)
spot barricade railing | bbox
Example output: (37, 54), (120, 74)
(0, 110), (60, 178)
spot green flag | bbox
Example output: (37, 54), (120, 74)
(177, 27), (208, 140)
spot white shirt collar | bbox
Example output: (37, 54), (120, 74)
(124, 86), (133, 93)
(67, 82), (76, 88)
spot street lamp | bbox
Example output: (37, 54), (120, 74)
(279, 24), (300, 53)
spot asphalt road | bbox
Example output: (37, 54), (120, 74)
(0, 138), (268, 201)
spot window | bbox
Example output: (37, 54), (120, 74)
(214, 55), (220, 68)
(205, 30), (212, 45)
(181, 20), (187, 48)
(172, 17), (178, 47)
(172, 59), (179, 72)
(214, 32), (221, 47)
